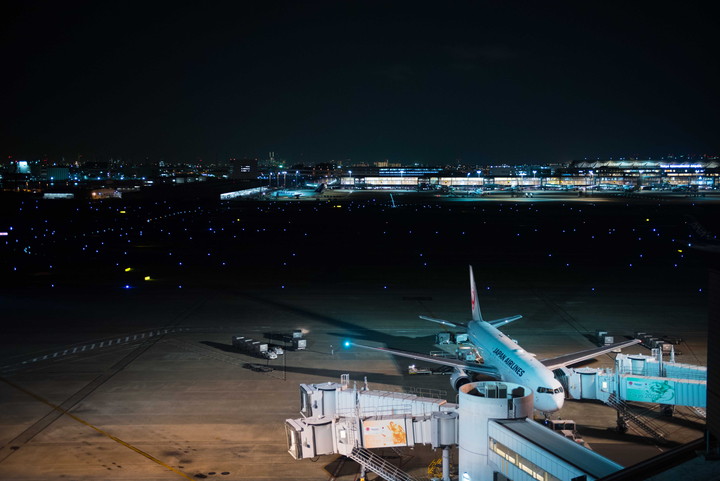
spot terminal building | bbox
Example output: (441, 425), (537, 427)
(339, 160), (720, 191)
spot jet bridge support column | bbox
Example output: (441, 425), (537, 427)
(442, 446), (450, 481)
(431, 411), (458, 481)
(458, 382), (533, 481)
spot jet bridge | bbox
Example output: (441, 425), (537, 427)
(285, 376), (622, 481)
(288, 377), (458, 460)
(555, 350), (707, 443)
(287, 377), (460, 481)
(559, 351), (707, 408)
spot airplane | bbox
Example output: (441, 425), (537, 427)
(349, 266), (640, 413)
(684, 215), (720, 252)
(274, 190), (305, 199)
(588, 183), (625, 191)
(542, 184), (575, 191)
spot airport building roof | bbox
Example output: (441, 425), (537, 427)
(493, 418), (624, 479)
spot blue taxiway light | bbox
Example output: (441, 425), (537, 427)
(343, 340), (352, 348)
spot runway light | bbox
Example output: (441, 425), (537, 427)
(144, 276), (151, 281)
(124, 267), (132, 272)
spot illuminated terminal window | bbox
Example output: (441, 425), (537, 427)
(489, 438), (561, 481)
(363, 177), (419, 186)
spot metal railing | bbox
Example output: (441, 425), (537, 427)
(349, 447), (419, 481)
(605, 393), (666, 444)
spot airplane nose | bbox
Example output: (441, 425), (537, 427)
(537, 395), (563, 413)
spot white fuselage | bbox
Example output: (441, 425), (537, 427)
(468, 320), (565, 412)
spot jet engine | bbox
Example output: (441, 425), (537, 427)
(450, 368), (471, 391)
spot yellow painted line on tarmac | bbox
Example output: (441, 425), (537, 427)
(0, 376), (195, 480)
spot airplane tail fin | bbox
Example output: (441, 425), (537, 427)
(469, 265), (483, 321)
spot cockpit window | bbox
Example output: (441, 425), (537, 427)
(538, 386), (564, 394)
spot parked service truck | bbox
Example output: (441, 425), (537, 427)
(232, 336), (277, 360)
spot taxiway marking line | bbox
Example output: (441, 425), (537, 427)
(0, 376), (195, 480)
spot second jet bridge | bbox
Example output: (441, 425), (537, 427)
(558, 352), (707, 408)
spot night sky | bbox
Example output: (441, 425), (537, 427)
(2, 2), (717, 165)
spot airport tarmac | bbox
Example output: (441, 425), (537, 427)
(0, 279), (709, 481)
(0, 194), (715, 480)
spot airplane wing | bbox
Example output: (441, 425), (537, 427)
(350, 342), (500, 378)
(419, 314), (521, 329)
(540, 339), (641, 370)
(489, 315), (522, 328)
(419, 315), (467, 329)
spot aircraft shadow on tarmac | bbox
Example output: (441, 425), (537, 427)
(236, 292), (441, 352)
(188, 339), (408, 384)
(235, 292), (634, 366)
(195, 339), (418, 383)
